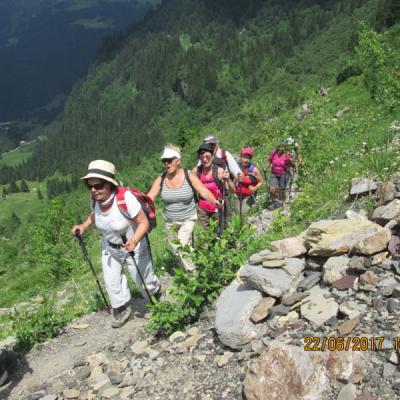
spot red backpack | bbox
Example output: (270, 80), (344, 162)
(115, 187), (157, 231)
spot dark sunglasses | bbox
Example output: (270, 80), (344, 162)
(86, 182), (106, 190)
(161, 157), (177, 164)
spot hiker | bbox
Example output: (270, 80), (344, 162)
(319, 85), (328, 96)
(202, 134), (241, 178)
(71, 160), (161, 328)
(148, 145), (222, 270)
(284, 137), (303, 166)
(235, 146), (264, 214)
(263, 143), (295, 209)
(192, 143), (230, 229)
(0, 348), (17, 387)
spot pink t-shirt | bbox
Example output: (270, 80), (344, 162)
(269, 151), (292, 175)
(198, 170), (221, 213)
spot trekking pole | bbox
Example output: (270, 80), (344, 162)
(239, 185), (243, 217)
(120, 234), (155, 305)
(74, 230), (110, 312)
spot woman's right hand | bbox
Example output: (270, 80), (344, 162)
(71, 224), (86, 236)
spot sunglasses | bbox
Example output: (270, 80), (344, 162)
(86, 182), (106, 190)
(161, 157), (177, 164)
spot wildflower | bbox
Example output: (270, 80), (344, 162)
(330, 160), (334, 165)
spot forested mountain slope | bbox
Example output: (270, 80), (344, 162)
(2, 0), (391, 185)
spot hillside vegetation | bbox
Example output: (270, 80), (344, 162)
(1, 0), (400, 347)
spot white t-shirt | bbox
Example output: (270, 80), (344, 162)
(95, 191), (141, 246)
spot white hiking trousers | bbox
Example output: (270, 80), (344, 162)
(101, 238), (160, 308)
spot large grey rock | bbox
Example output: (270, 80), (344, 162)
(271, 236), (307, 258)
(372, 199), (400, 225)
(306, 219), (391, 256)
(300, 286), (339, 326)
(244, 341), (367, 400)
(283, 258), (306, 276)
(240, 264), (303, 298)
(349, 177), (377, 196)
(215, 281), (264, 349)
(323, 255), (349, 284)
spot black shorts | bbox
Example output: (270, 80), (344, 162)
(269, 174), (289, 190)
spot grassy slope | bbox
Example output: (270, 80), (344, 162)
(0, 141), (35, 167)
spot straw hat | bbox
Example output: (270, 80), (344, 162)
(80, 160), (119, 186)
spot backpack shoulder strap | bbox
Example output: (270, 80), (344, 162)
(160, 172), (167, 191)
(183, 167), (199, 203)
(115, 187), (131, 220)
(249, 163), (255, 173)
(212, 164), (224, 193)
(196, 165), (203, 178)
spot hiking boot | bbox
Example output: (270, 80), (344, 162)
(152, 286), (163, 302)
(111, 304), (132, 328)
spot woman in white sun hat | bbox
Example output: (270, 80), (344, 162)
(71, 160), (161, 328)
(148, 145), (222, 271)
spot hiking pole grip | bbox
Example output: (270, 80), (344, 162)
(120, 234), (155, 305)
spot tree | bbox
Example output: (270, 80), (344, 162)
(8, 181), (20, 193)
(10, 211), (21, 227)
(2, 187), (7, 199)
(20, 179), (30, 192)
(37, 188), (43, 200)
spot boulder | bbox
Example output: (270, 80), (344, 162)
(323, 255), (349, 284)
(271, 237), (307, 258)
(372, 199), (400, 225)
(336, 106), (351, 118)
(300, 286), (338, 326)
(349, 177), (377, 196)
(377, 182), (396, 205)
(244, 340), (366, 400)
(240, 264), (303, 298)
(215, 281), (264, 349)
(345, 210), (368, 221)
(283, 258), (305, 276)
(306, 219), (391, 257)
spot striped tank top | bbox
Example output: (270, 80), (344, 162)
(161, 171), (197, 222)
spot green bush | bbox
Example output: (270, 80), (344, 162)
(148, 216), (255, 333)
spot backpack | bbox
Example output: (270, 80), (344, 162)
(213, 148), (228, 168)
(239, 162), (257, 185)
(197, 163), (224, 194)
(160, 169), (198, 202)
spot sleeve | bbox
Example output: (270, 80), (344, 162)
(226, 151), (241, 178)
(124, 190), (142, 219)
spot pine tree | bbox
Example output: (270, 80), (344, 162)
(11, 211), (21, 227)
(9, 181), (20, 193)
(20, 180), (30, 192)
(37, 188), (43, 200)
(2, 187), (7, 199)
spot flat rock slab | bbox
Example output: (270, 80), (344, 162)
(215, 281), (264, 350)
(323, 255), (349, 284)
(306, 219), (391, 257)
(332, 275), (358, 291)
(244, 340), (366, 400)
(372, 199), (400, 225)
(250, 297), (276, 323)
(300, 286), (338, 326)
(240, 264), (303, 298)
(338, 317), (360, 335)
(350, 177), (377, 196)
(271, 237), (307, 258)
(282, 292), (309, 306)
(262, 259), (287, 268)
(297, 272), (321, 291)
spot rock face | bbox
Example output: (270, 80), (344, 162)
(271, 236), (307, 258)
(240, 264), (303, 298)
(244, 341), (366, 400)
(349, 177), (377, 196)
(372, 199), (400, 225)
(306, 219), (391, 256)
(215, 282), (264, 349)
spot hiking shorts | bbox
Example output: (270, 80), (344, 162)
(269, 173), (289, 191)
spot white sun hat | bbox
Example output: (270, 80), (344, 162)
(80, 160), (119, 186)
(160, 147), (181, 160)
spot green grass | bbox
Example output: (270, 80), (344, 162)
(0, 141), (36, 167)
